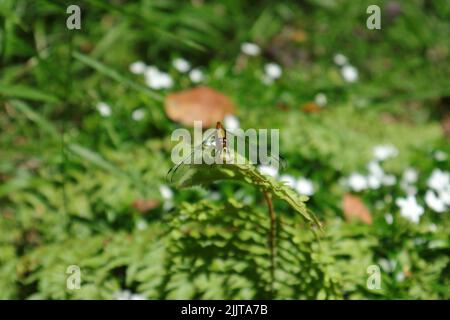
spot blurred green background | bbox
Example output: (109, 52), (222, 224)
(0, 0), (449, 299)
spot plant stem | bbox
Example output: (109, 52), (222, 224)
(263, 190), (276, 299)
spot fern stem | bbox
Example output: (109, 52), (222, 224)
(263, 190), (276, 299)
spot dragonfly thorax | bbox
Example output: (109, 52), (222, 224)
(215, 122), (227, 150)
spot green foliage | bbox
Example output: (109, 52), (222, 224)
(321, 219), (450, 299)
(276, 106), (443, 174)
(15, 226), (166, 299)
(153, 199), (338, 299)
(170, 151), (317, 225)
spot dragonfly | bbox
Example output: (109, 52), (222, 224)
(166, 122), (286, 183)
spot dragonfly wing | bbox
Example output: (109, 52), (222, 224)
(166, 130), (216, 183)
(166, 148), (196, 183)
(225, 129), (287, 169)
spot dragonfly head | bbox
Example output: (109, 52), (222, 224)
(216, 121), (223, 130)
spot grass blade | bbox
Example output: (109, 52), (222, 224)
(0, 84), (60, 104)
(9, 99), (59, 138)
(72, 51), (163, 102)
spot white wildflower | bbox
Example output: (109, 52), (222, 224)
(189, 68), (204, 83)
(264, 63), (282, 80)
(366, 160), (395, 186)
(434, 150), (447, 161)
(156, 72), (173, 89)
(400, 168), (418, 195)
(396, 272), (405, 282)
(382, 174), (397, 186)
(425, 190), (446, 213)
(341, 64), (358, 83)
(279, 174), (296, 188)
(367, 161), (384, 178)
(96, 102), (111, 117)
(367, 174), (381, 189)
(131, 108), (145, 121)
(395, 195), (424, 223)
(129, 61), (146, 74)
(144, 66), (173, 90)
(333, 53), (348, 66)
(427, 169), (450, 192)
(223, 114), (240, 132)
(173, 58), (190, 73)
(314, 92), (327, 107)
(144, 65), (158, 79)
(114, 290), (146, 300)
(136, 219), (147, 230)
(402, 168), (418, 184)
(161, 184), (175, 211)
(347, 173), (368, 192)
(114, 290), (132, 300)
(258, 165), (278, 178)
(373, 144), (398, 161)
(163, 202), (173, 211)
(295, 177), (314, 196)
(400, 182), (417, 195)
(438, 185), (450, 206)
(159, 185), (173, 200)
(241, 42), (261, 56)
(385, 213), (393, 225)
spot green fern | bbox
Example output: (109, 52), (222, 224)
(169, 151), (321, 228)
(162, 199), (340, 299)
(166, 149), (330, 298)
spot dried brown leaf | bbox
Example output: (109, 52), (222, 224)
(165, 86), (236, 127)
(132, 199), (160, 213)
(301, 102), (321, 113)
(342, 193), (372, 225)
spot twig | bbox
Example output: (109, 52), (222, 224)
(263, 190), (276, 299)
